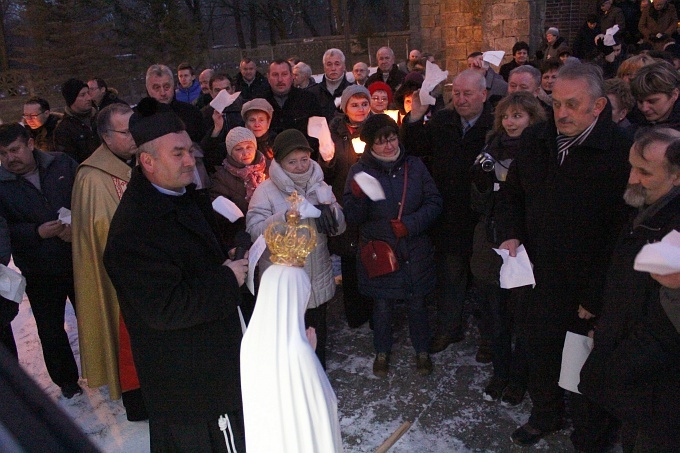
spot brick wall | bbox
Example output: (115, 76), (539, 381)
(416, 0), (599, 78)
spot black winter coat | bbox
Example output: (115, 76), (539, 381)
(0, 150), (77, 276)
(343, 148), (442, 299)
(266, 87), (322, 136)
(402, 104), (494, 256)
(579, 189), (680, 447)
(199, 101), (246, 174)
(53, 109), (100, 163)
(103, 167), (243, 424)
(494, 109), (631, 337)
(307, 76), (353, 122)
(365, 65), (406, 97)
(233, 72), (270, 101)
(169, 99), (205, 143)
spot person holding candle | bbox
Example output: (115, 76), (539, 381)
(320, 84), (375, 328)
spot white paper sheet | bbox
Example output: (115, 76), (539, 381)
(493, 244), (536, 289)
(58, 207), (71, 225)
(604, 25), (620, 46)
(0, 264), (26, 304)
(307, 116), (335, 162)
(315, 185), (333, 205)
(247, 235), (267, 295)
(353, 172), (386, 201)
(210, 90), (241, 113)
(634, 230), (680, 275)
(558, 331), (594, 394)
(483, 50), (505, 67)
(212, 196), (245, 223)
(419, 61), (449, 106)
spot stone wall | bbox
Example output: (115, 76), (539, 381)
(415, 0), (595, 78)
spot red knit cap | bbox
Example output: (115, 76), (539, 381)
(367, 81), (393, 105)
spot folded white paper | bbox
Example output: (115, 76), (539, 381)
(307, 116), (335, 162)
(634, 230), (680, 275)
(247, 235), (267, 295)
(210, 90), (241, 113)
(212, 196), (245, 223)
(420, 61), (449, 106)
(298, 199), (321, 219)
(493, 245), (536, 289)
(0, 264), (26, 304)
(558, 331), (594, 394)
(353, 172), (386, 201)
(58, 207), (71, 225)
(604, 25), (620, 46)
(483, 50), (505, 67)
(315, 185), (333, 205)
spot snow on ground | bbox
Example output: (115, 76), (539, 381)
(11, 283), (579, 452)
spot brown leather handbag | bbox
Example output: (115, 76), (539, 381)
(360, 163), (408, 278)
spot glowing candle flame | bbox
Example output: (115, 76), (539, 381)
(385, 110), (399, 122)
(351, 137), (366, 154)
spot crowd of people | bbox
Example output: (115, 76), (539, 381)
(0, 9), (679, 450)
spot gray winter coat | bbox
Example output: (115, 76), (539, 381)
(246, 159), (345, 308)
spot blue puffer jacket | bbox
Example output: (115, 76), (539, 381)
(343, 147), (442, 299)
(175, 79), (202, 104)
(0, 150), (78, 276)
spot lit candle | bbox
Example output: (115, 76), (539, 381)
(385, 110), (399, 122)
(351, 137), (366, 154)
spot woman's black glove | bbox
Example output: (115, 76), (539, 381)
(314, 204), (339, 236)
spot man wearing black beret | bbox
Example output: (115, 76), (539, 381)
(103, 97), (249, 452)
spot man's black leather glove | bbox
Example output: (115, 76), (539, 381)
(314, 204), (338, 236)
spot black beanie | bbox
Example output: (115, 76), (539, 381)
(360, 114), (398, 148)
(273, 129), (313, 162)
(61, 78), (88, 107)
(129, 97), (186, 147)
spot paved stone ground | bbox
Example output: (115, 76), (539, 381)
(325, 286), (576, 452)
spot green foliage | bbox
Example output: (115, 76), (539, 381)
(16, 0), (118, 81)
(114, 0), (205, 65)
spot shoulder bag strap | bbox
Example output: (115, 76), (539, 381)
(397, 162), (408, 220)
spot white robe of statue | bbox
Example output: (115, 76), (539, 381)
(240, 264), (343, 452)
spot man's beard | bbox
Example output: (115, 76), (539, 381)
(623, 183), (647, 208)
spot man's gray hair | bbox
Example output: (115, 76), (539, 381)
(557, 61), (605, 100)
(146, 64), (174, 86)
(294, 62), (312, 77)
(377, 46), (395, 58)
(97, 103), (133, 138)
(136, 139), (157, 158)
(633, 127), (680, 173)
(509, 65), (541, 87)
(455, 69), (486, 92)
(323, 48), (345, 65)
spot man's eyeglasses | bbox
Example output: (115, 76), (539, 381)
(371, 96), (388, 102)
(108, 129), (132, 137)
(22, 112), (45, 119)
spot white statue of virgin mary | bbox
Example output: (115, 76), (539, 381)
(240, 202), (343, 452)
